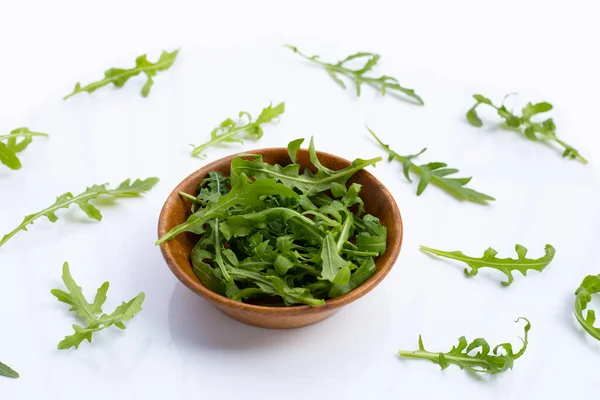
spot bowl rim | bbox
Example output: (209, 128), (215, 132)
(158, 147), (403, 315)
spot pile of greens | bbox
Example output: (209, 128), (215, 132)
(157, 138), (387, 306)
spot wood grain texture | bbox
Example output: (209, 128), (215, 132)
(158, 148), (403, 329)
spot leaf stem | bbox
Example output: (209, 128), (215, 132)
(0, 132), (49, 141)
(178, 191), (198, 202)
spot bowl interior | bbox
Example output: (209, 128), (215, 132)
(158, 148), (403, 312)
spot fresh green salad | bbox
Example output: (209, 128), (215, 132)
(157, 138), (387, 306)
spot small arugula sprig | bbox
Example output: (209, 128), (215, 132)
(368, 127), (494, 204)
(574, 274), (600, 341)
(190, 102), (285, 158)
(420, 244), (555, 286)
(51, 262), (145, 350)
(64, 49), (179, 99)
(466, 94), (587, 164)
(0, 127), (48, 170)
(0, 361), (19, 379)
(286, 45), (423, 105)
(398, 318), (531, 376)
(0, 178), (158, 247)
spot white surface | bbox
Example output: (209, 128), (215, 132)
(1, 1), (600, 399)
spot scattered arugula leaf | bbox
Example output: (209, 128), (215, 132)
(398, 318), (531, 376)
(64, 49), (179, 99)
(51, 262), (145, 350)
(420, 244), (555, 286)
(574, 274), (600, 341)
(466, 94), (587, 164)
(0, 178), (158, 248)
(158, 138), (386, 306)
(0, 127), (48, 170)
(190, 102), (285, 158)
(368, 127), (494, 204)
(286, 45), (423, 105)
(0, 361), (19, 379)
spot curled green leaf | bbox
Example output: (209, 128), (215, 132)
(574, 274), (600, 341)
(0, 127), (49, 171)
(398, 318), (531, 376)
(466, 94), (587, 164)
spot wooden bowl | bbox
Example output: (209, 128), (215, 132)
(158, 148), (403, 329)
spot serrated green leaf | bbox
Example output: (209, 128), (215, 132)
(355, 214), (387, 255)
(286, 45), (423, 105)
(0, 178), (158, 248)
(0, 127), (49, 171)
(50, 262), (108, 325)
(466, 94), (586, 164)
(329, 257), (376, 298)
(321, 233), (352, 282)
(420, 244), (555, 286)
(52, 263), (145, 350)
(522, 102), (553, 118)
(399, 318), (531, 375)
(157, 177), (299, 244)
(64, 49), (179, 99)
(231, 137), (381, 196)
(368, 127), (494, 205)
(190, 102), (284, 158)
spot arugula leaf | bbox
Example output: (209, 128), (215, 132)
(231, 137), (381, 196)
(329, 257), (376, 298)
(355, 214), (387, 255)
(157, 176), (298, 244)
(64, 49), (179, 99)
(0, 178), (158, 247)
(368, 127), (494, 204)
(190, 102), (285, 158)
(420, 244), (555, 286)
(220, 207), (323, 243)
(0, 361), (19, 379)
(398, 318), (531, 376)
(467, 94), (587, 164)
(51, 262), (144, 350)
(227, 266), (325, 306)
(0, 127), (48, 170)
(286, 45), (423, 105)
(320, 233), (352, 284)
(574, 274), (600, 341)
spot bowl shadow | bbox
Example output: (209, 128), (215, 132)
(167, 282), (390, 353)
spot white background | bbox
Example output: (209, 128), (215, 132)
(1, 1), (599, 399)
